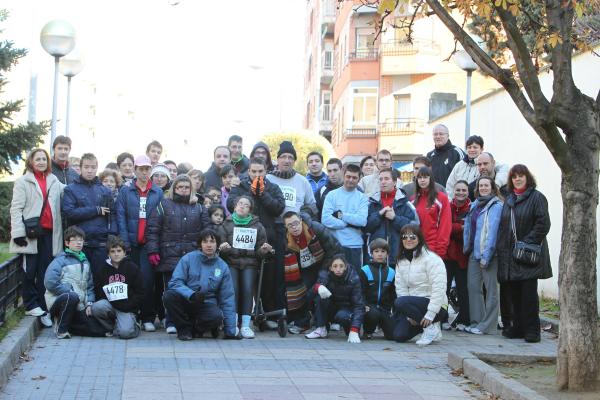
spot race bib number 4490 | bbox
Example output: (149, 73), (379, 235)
(280, 186), (297, 208)
(103, 282), (128, 302)
(233, 227), (257, 250)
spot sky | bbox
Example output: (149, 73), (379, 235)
(1, 0), (307, 167)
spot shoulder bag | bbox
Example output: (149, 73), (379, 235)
(22, 191), (49, 239)
(510, 208), (542, 266)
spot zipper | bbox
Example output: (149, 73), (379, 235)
(377, 266), (381, 305)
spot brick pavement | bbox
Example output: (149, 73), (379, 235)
(0, 327), (556, 400)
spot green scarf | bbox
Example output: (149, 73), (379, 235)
(232, 213), (253, 226)
(65, 248), (88, 262)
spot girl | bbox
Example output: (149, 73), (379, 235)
(208, 204), (226, 231)
(151, 163), (171, 192)
(117, 152), (135, 184)
(219, 165), (237, 217)
(187, 169), (205, 200)
(99, 169), (122, 200)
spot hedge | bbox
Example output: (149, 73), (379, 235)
(0, 182), (14, 242)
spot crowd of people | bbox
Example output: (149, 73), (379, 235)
(8, 126), (552, 345)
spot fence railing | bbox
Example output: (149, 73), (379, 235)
(0, 255), (23, 326)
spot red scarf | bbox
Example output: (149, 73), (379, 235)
(514, 187), (527, 195)
(34, 171), (53, 230)
(381, 188), (396, 209)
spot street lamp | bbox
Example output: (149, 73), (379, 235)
(40, 20), (76, 147)
(59, 48), (84, 137)
(453, 50), (477, 142)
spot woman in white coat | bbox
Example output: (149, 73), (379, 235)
(10, 148), (64, 326)
(393, 224), (448, 346)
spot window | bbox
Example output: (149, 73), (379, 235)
(322, 91), (332, 121)
(323, 50), (332, 70)
(352, 88), (377, 127)
(356, 27), (376, 57)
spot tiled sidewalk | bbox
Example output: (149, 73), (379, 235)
(1, 327), (556, 400)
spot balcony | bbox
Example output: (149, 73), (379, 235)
(321, 51), (333, 84)
(347, 49), (379, 63)
(344, 127), (377, 138)
(378, 118), (425, 155)
(380, 38), (441, 75)
(321, 0), (336, 37)
(319, 104), (333, 132)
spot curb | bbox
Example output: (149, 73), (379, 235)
(0, 316), (41, 388)
(448, 351), (550, 400)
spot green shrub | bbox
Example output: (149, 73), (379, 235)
(0, 182), (14, 242)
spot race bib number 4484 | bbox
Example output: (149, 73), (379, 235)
(233, 227), (257, 250)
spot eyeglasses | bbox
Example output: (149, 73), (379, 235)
(175, 185), (191, 191)
(401, 234), (417, 241)
(285, 221), (301, 229)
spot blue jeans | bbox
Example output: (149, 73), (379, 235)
(313, 296), (352, 334)
(131, 245), (155, 323)
(342, 247), (362, 273)
(393, 296), (447, 342)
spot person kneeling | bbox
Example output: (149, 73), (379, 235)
(305, 255), (364, 343)
(163, 229), (238, 341)
(92, 235), (144, 339)
(393, 225), (448, 346)
(44, 226), (109, 339)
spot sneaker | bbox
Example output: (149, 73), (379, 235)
(441, 322), (452, 331)
(240, 326), (255, 339)
(142, 322), (156, 332)
(305, 327), (328, 339)
(166, 326), (177, 334)
(105, 331), (114, 337)
(39, 313), (53, 328)
(456, 324), (467, 332)
(265, 320), (278, 330)
(177, 331), (193, 341)
(56, 331), (71, 339)
(416, 322), (442, 346)
(468, 327), (484, 335)
(25, 307), (45, 317)
(330, 323), (341, 331)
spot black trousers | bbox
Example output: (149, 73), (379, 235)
(499, 282), (514, 329)
(23, 230), (53, 312)
(363, 306), (394, 339)
(313, 297), (353, 335)
(506, 279), (540, 336)
(83, 244), (107, 277)
(445, 260), (470, 325)
(49, 292), (108, 337)
(163, 290), (223, 334)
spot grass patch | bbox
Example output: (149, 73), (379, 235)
(0, 242), (14, 263)
(0, 308), (25, 342)
(540, 296), (559, 320)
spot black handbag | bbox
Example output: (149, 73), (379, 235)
(22, 193), (48, 239)
(510, 209), (542, 266)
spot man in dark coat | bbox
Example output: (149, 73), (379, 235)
(426, 124), (465, 187)
(228, 134), (250, 175)
(51, 135), (79, 185)
(204, 146), (231, 190)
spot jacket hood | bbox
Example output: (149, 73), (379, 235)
(471, 195), (502, 212)
(506, 187), (535, 207)
(165, 175), (198, 204)
(197, 250), (219, 264)
(250, 141), (273, 168)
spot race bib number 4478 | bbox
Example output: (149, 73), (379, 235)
(232, 227), (257, 250)
(103, 282), (128, 302)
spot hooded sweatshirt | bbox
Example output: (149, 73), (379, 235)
(249, 141), (274, 172)
(94, 257), (144, 313)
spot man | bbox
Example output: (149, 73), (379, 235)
(305, 151), (327, 195)
(426, 124), (465, 187)
(177, 162), (193, 176)
(62, 153), (118, 275)
(315, 158), (343, 219)
(402, 156), (447, 199)
(445, 135), (484, 199)
(204, 146), (231, 190)
(321, 164), (369, 270)
(358, 150), (402, 197)
(366, 168), (419, 264)
(116, 155), (164, 332)
(467, 152), (509, 200)
(51, 135), (79, 185)
(163, 160), (178, 180)
(250, 141), (274, 172)
(146, 140), (163, 166)
(228, 135), (249, 175)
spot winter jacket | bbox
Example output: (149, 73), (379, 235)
(463, 196), (503, 265)
(285, 219), (340, 270)
(204, 163), (223, 191)
(145, 195), (210, 272)
(51, 159), (79, 185)
(426, 140), (465, 187)
(116, 180), (163, 249)
(412, 191), (452, 258)
(44, 251), (95, 311)
(395, 249), (448, 321)
(249, 141), (274, 172)
(62, 176), (118, 246)
(217, 215), (268, 269)
(497, 188), (552, 282)
(9, 172), (64, 256)
(313, 267), (365, 330)
(359, 262), (396, 311)
(366, 190), (419, 265)
(465, 163), (510, 201)
(358, 171), (402, 198)
(168, 250), (236, 336)
(94, 257), (144, 313)
(445, 198), (471, 268)
(226, 177), (285, 243)
(314, 181), (341, 220)
(231, 155), (250, 175)
(306, 171), (328, 194)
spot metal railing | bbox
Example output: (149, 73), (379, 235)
(344, 128), (377, 138)
(379, 39), (438, 56)
(0, 255), (23, 326)
(348, 49), (379, 62)
(378, 118), (423, 136)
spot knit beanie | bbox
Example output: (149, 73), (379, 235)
(151, 163), (171, 180)
(277, 141), (297, 160)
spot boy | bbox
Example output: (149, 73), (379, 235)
(91, 235), (144, 339)
(44, 226), (107, 339)
(359, 239), (396, 340)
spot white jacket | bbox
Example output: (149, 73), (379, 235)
(358, 171), (402, 198)
(446, 161), (510, 199)
(395, 248), (448, 321)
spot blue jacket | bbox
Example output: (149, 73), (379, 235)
(44, 251), (95, 311)
(116, 180), (163, 248)
(359, 262), (396, 310)
(366, 189), (419, 264)
(62, 176), (118, 246)
(168, 250), (236, 336)
(463, 196), (503, 265)
(306, 171), (327, 194)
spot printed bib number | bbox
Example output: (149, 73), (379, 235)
(280, 186), (297, 208)
(139, 197), (147, 219)
(233, 227), (257, 250)
(103, 282), (128, 302)
(299, 247), (315, 268)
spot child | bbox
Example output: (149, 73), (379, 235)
(44, 226), (108, 339)
(204, 186), (222, 208)
(91, 235), (144, 339)
(208, 204), (226, 231)
(359, 238), (396, 340)
(305, 255), (365, 343)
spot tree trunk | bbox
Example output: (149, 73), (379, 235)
(557, 128), (600, 390)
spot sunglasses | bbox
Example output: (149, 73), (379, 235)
(401, 234), (417, 241)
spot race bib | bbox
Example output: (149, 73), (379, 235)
(299, 247), (315, 268)
(233, 227), (257, 250)
(280, 186), (297, 208)
(139, 196), (147, 219)
(103, 282), (128, 302)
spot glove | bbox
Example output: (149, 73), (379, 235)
(317, 285), (332, 299)
(190, 291), (205, 306)
(148, 253), (161, 267)
(13, 237), (28, 247)
(250, 176), (265, 196)
(348, 331), (361, 344)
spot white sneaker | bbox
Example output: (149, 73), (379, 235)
(456, 323), (467, 331)
(265, 320), (278, 330)
(143, 322), (156, 332)
(468, 327), (484, 335)
(330, 323), (341, 331)
(240, 326), (255, 339)
(305, 327), (328, 339)
(26, 307), (45, 317)
(441, 322), (452, 331)
(416, 322), (442, 346)
(166, 326), (177, 334)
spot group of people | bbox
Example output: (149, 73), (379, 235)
(9, 126), (552, 345)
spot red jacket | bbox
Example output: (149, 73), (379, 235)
(412, 190), (451, 258)
(445, 198), (471, 268)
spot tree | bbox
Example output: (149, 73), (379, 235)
(367, 0), (599, 390)
(259, 131), (334, 175)
(0, 10), (48, 175)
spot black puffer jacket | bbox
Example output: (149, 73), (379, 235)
(426, 140), (465, 187)
(497, 188), (552, 282)
(217, 215), (268, 269)
(359, 262), (396, 311)
(51, 159), (79, 185)
(146, 195), (210, 272)
(313, 267), (365, 330)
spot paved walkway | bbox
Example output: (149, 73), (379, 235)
(1, 322), (556, 400)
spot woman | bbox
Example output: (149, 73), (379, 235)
(151, 163), (172, 192)
(187, 169), (205, 200)
(360, 156), (377, 177)
(99, 169), (122, 200)
(411, 166), (451, 257)
(219, 165), (237, 217)
(10, 148), (64, 327)
(393, 225), (448, 346)
(146, 175), (210, 334)
(117, 152), (135, 184)
(497, 165), (551, 343)
(218, 196), (271, 339)
(463, 176), (503, 335)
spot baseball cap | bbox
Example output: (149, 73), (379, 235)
(134, 155), (152, 167)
